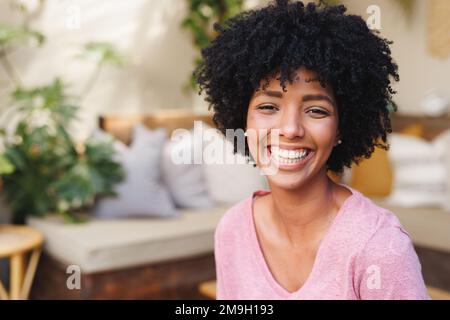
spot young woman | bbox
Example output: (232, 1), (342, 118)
(196, 0), (429, 299)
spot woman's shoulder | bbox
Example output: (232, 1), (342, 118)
(332, 185), (413, 254)
(342, 185), (415, 257)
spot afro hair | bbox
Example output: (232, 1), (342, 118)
(196, 0), (399, 173)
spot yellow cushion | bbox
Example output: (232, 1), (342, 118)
(400, 123), (424, 138)
(349, 123), (425, 197)
(350, 145), (393, 197)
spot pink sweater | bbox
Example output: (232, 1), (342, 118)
(214, 184), (430, 300)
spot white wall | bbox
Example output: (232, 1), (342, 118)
(339, 0), (450, 114)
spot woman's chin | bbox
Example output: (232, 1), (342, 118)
(265, 172), (311, 190)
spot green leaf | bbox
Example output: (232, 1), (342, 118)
(0, 154), (15, 174)
(78, 42), (125, 67)
(181, 0), (244, 92)
(11, 78), (78, 127)
(0, 23), (45, 47)
(4, 147), (26, 171)
(386, 100), (398, 113)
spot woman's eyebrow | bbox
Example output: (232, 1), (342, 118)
(254, 90), (334, 105)
(253, 90), (283, 98)
(302, 94), (334, 105)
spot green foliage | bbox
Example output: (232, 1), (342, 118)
(386, 100), (398, 113)
(78, 42), (125, 67)
(0, 6), (125, 224)
(11, 78), (79, 125)
(1, 79), (124, 223)
(0, 154), (14, 174)
(1, 80), (124, 223)
(0, 23), (45, 47)
(181, 0), (244, 91)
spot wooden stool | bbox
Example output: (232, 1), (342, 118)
(427, 286), (450, 300)
(198, 280), (217, 300)
(0, 225), (43, 300)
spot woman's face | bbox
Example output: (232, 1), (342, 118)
(246, 67), (340, 190)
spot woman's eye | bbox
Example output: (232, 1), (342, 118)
(307, 108), (329, 116)
(256, 105), (277, 111)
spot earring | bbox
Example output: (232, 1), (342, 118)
(244, 131), (248, 137)
(335, 139), (342, 146)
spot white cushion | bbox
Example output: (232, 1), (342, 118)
(93, 125), (177, 218)
(161, 128), (214, 209)
(384, 188), (447, 208)
(388, 133), (435, 164)
(201, 124), (267, 204)
(27, 205), (229, 273)
(432, 128), (450, 161)
(387, 133), (449, 209)
(433, 129), (450, 210)
(393, 163), (447, 187)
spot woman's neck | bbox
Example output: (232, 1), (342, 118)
(267, 173), (339, 249)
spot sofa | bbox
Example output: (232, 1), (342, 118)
(28, 111), (450, 299)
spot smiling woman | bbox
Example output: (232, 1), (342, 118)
(196, 0), (429, 300)
(246, 67), (339, 186)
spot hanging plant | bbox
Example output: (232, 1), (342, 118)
(181, 0), (244, 92)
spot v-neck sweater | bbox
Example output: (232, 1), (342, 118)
(214, 184), (430, 300)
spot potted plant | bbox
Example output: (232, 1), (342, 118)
(0, 1), (124, 224)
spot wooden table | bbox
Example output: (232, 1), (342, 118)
(0, 225), (43, 300)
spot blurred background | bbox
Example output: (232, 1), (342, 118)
(0, 0), (449, 300)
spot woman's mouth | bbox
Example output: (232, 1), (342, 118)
(267, 145), (315, 170)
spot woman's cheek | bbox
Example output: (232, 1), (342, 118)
(246, 130), (260, 162)
(305, 118), (337, 147)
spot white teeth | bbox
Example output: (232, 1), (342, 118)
(271, 147), (307, 160)
(270, 146), (310, 163)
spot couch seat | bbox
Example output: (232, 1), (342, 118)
(28, 205), (230, 273)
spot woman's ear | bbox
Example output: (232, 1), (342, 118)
(334, 132), (342, 147)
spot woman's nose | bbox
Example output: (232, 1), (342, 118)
(277, 109), (305, 139)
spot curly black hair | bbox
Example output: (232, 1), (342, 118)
(196, 0), (399, 174)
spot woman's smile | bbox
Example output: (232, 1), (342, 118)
(267, 145), (315, 171)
